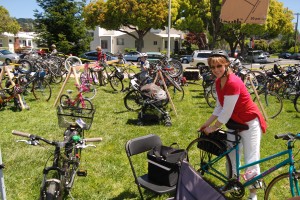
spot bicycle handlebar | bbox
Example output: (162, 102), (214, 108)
(12, 130), (31, 138)
(83, 138), (103, 142)
(275, 133), (300, 140)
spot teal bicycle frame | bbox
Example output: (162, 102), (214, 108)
(203, 132), (300, 197)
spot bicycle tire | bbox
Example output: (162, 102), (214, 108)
(264, 172), (300, 200)
(44, 181), (61, 200)
(166, 59), (183, 78)
(17, 59), (32, 74)
(64, 56), (82, 72)
(294, 94), (300, 113)
(124, 90), (144, 111)
(167, 84), (184, 102)
(253, 90), (283, 119)
(186, 137), (232, 188)
(205, 88), (217, 108)
(59, 94), (70, 108)
(109, 75), (124, 92)
(76, 98), (94, 113)
(32, 79), (52, 101)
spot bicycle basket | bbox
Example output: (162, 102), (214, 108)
(57, 106), (95, 130)
(197, 131), (227, 156)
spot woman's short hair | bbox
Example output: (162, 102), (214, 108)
(96, 46), (102, 51)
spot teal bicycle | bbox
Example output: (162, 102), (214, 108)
(186, 130), (300, 199)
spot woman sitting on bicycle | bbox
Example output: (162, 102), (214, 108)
(199, 50), (267, 200)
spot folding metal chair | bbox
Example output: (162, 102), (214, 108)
(125, 134), (176, 200)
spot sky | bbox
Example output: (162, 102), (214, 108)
(0, 0), (299, 30)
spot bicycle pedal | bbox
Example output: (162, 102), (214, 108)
(77, 169), (87, 177)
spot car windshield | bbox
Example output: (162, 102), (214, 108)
(197, 53), (211, 58)
(0, 50), (13, 55)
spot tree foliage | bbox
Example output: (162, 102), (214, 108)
(0, 6), (20, 34)
(83, 0), (179, 52)
(17, 18), (35, 32)
(34, 0), (91, 55)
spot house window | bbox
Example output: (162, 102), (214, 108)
(23, 40), (26, 46)
(117, 38), (124, 45)
(101, 40), (108, 49)
(0, 39), (3, 47)
(28, 40), (32, 46)
(164, 41), (168, 48)
(9, 39), (12, 43)
(153, 41), (157, 45)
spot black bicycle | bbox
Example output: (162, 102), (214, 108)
(12, 107), (101, 199)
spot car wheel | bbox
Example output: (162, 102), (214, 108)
(137, 57), (141, 62)
(183, 59), (188, 64)
(5, 59), (12, 65)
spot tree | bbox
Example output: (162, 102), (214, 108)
(83, 0), (179, 52)
(0, 6), (20, 34)
(34, 0), (91, 55)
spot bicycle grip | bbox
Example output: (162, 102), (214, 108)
(83, 137), (103, 142)
(12, 130), (31, 138)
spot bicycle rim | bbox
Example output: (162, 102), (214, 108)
(82, 83), (97, 100)
(187, 137), (232, 188)
(33, 79), (52, 101)
(264, 172), (300, 200)
(109, 76), (124, 92)
(205, 89), (216, 108)
(253, 91), (283, 119)
(76, 98), (94, 113)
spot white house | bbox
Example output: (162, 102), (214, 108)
(0, 26), (186, 54)
(0, 32), (37, 52)
(90, 26), (185, 54)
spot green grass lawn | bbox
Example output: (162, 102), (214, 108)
(0, 78), (299, 199)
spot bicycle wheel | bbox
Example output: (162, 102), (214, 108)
(167, 59), (183, 78)
(186, 137), (232, 188)
(42, 180), (61, 200)
(167, 84), (184, 102)
(82, 83), (97, 100)
(294, 94), (300, 113)
(76, 98), (94, 113)
(205, 88), (217, 108)
(109, 76), (124, 92)
(124, 90), (144, 111)
(59, 94), (70, 108)
(264, 172), (300, 200)
(32, 79), (52, 101)
(253, 90), (283, 119)
(64, 56), (82, 72)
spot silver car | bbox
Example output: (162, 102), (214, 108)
(0, 50), (20, 64)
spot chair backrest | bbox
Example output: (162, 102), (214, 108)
(125, 134), (162, 156)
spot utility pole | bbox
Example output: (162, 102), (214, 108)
(167, 0), (171, 59)
(294, 13), (299, 53)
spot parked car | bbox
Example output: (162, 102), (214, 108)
(278, 52), (291, 59)
(146, 52), (164, 63)
(263, 52), (270, 57)
(124, 51), (142, 62)
(79, 50), (118, 61)
(245, 50), (268, 63)
(290, 53), (300, 60)
(0, 49), (20, 64)
(190, 50), (240, 75)
(180, 55), (193, 63)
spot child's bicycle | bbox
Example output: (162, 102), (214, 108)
(186, 129), (300, 199)
(0, 84), (27, 111)
(12, 122), (102, 199)
(59, 84), (94, 114)
(78, 61), (98, 100)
